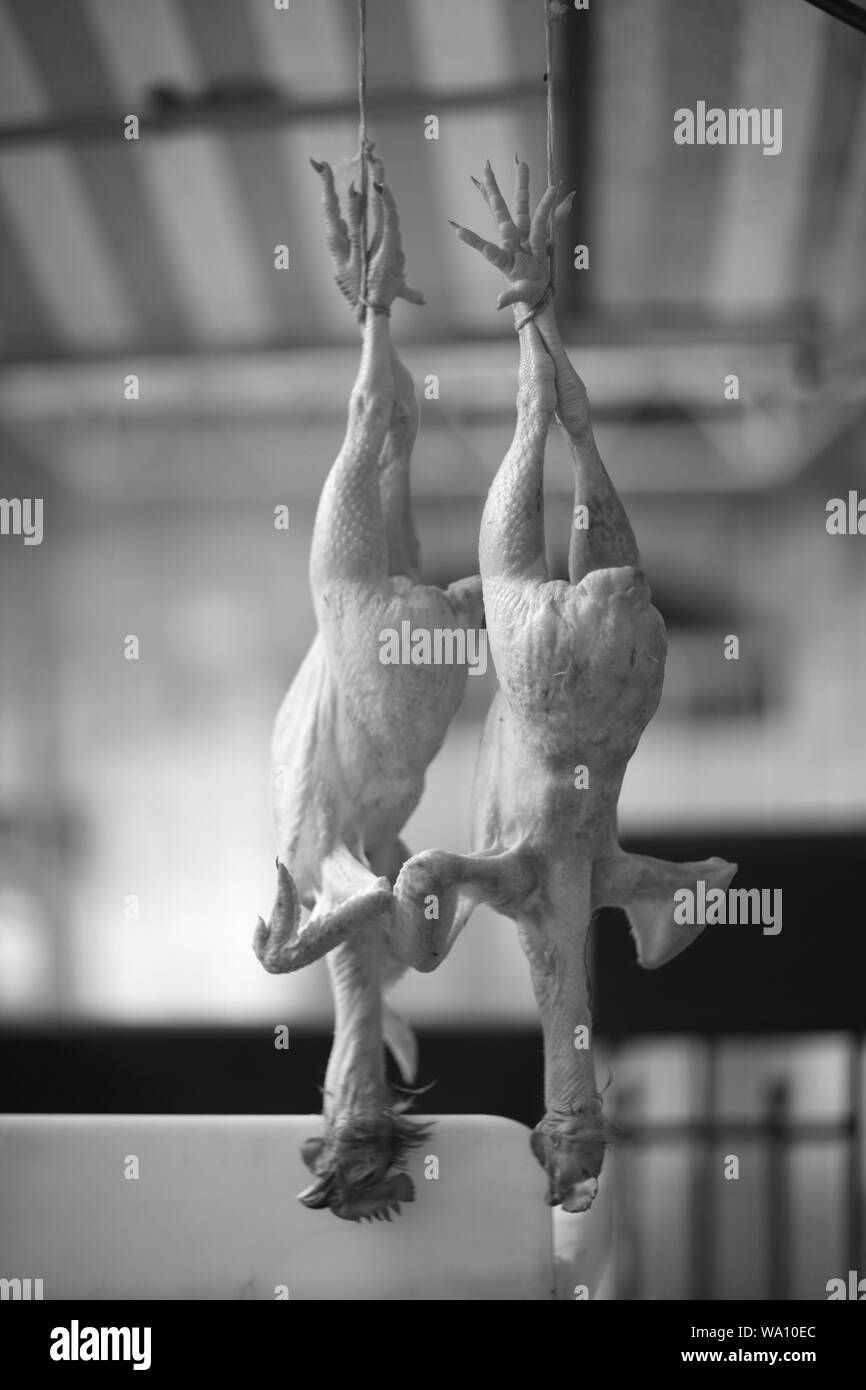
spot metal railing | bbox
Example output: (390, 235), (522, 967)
(607, 1036), (864, 1300)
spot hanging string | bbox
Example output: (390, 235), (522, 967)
(356, 0), (371, 313)
(516, 1), (560, 329)
(544, 0), (558, 293)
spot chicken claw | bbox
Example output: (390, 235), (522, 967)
(254, 864), (393, 974)
(451, 160), (573, 312)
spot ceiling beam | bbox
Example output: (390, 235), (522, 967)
(0, 336), (803, 420)
(0, 82), (548, 149)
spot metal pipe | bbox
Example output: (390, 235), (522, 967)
(766, 1079), (790, 1301)
(690, 1041), (716, 1301)
(0, 82), (544, 149)
(611, 1118), (855, 1143)
(802, 0), (866, 35)
(848, 1037), (863, 1275)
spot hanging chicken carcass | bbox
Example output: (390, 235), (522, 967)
(396, 162), (737, 1214)
(254, 162), (482, 1222)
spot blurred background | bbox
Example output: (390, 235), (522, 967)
(0, 0), (864, 1298)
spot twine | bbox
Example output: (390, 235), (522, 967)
(517, 4), (560, 331)
(357, 0), (370, 311)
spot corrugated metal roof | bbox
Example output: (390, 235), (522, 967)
(0, 0), (862, 360)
